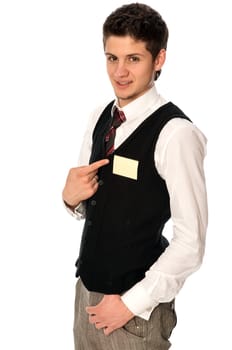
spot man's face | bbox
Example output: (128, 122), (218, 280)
(104, 35), (157, 107)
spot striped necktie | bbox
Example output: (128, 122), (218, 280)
(105, 108), (126, 156)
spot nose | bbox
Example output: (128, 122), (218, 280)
(114, 61), (129, 77)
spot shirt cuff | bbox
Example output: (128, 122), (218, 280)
(63, 201), (86, 220)
(121, 283), (159, 320)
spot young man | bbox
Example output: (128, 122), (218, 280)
(62, 3), (208, 349)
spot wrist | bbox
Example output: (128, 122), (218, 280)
(63, 200), (85, 220)
(63, 200), (80, 211)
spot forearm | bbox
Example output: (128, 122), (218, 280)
(121, 224), (206, 320)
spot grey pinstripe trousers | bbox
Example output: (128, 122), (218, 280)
(73, 279), (177, 350)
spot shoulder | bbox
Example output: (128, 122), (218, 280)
(155, 117), (207, 171)
(159, 117), (207, 150)
(85, 100), (115, 129)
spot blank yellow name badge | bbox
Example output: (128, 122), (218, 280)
(113, 155), (139, 180)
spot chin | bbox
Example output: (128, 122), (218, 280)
(115, 90), (133, 100)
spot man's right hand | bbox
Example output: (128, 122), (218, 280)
(62, 159), (109, 208)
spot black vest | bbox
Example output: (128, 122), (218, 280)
(75, 102), (191, 294)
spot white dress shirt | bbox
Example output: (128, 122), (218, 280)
(73, 85), (208, 320)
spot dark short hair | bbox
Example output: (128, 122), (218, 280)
(103, 3), (169, 80)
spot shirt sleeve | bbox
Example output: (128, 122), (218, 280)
(121, 118), (208, 320)
(63, 201), (86, 220)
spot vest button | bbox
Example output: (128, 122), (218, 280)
(87, 220), (92, 226)
(91, 200), (97, 206)
(98, 179), (104, 186)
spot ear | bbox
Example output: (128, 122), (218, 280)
(154, 49), (166, 71)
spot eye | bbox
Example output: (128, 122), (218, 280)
(106, 55), (117, 62)
(128, 56), (140, 62)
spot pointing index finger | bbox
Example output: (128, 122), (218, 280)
(88, 159), (110, 172)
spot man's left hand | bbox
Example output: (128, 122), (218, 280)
(86, 294), (134, 335)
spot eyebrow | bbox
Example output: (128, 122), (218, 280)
(105, 52), (145, 57)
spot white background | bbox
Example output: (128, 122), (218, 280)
(0, 0), (231, 349)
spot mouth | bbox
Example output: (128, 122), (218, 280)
(115, 80), (132, 88)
